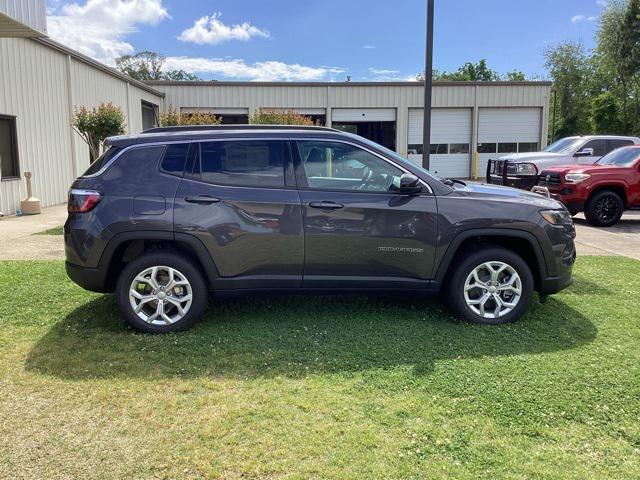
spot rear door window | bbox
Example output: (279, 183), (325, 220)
(160, 143), (191, 175)
(608, 139), (635, 153)
(190, 140), (287, 188)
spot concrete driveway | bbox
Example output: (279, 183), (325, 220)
(573, 210), (640, 260)
(0, 204), (639, 262)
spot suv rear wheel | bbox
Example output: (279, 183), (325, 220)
(584, 190), (624, 227)
(445, 247), (534, 325)
(116, 251), (208, 333)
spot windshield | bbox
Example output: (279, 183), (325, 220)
(596, 146), (640, 167)
(543, 137), (582, 154)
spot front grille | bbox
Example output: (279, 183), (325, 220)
(495, 160), (506, 175)
(538, 172), (561, 185)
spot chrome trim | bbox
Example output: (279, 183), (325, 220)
(69, 188), (101, 196)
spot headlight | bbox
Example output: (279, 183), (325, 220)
(540, 209), (572, 225)
(506, 163), (538, 175)
(564, 173), (591, 183)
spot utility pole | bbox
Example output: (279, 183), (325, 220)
(422, 0), (435, 170)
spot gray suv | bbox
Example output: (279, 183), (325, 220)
(65, 125), (575, 333)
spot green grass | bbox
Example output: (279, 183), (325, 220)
(0, 257), (639, 479)
(34, 225), (63, 235)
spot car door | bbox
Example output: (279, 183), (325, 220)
(293, 138), (438, 289)
(174, 138), (304, 289)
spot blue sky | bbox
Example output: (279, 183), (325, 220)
(46, 0), (605, 81)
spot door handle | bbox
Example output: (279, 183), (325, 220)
(184, 195), (221, 205)
(309, 201), (344, 210)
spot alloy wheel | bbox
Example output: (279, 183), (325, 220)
(128, 266), (193, 325)
(463, 261), (522, 319)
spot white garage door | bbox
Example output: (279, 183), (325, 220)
(478, 107), (542, 174)
(332, 108), (396, 122)
(407, 108), (472, 178)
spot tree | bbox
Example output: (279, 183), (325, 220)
(416, 60), (526, 81)
(249, 109), (316, 125)
(159, 106), (221, 126)
(544, 40), (592, 139)
(115, 51), (202, 81)
(72, 103), (126, 162)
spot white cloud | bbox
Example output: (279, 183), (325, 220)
(596, 0), (607, 7)
(178, 12), (269, 45)
(367, 68), (415, 82)
(47, 0), (169, 64)
(571, 14), (597, 23)
(164, 56), (345, 81)
(362, 45), (376, 49)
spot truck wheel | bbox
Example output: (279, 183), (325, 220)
(584, 190), (624, 227)
(444, 247), (534, 325)
(116, 251), (208, 333)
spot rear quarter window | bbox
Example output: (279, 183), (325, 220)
(81, 146), (122, 176)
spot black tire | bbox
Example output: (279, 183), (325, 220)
(115, 251), (208, 333)
(584, 190), (624, 227)
(444, 247), (534, 325)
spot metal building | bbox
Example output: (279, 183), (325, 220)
(149, 80), (551, 178)
(0, 0), (551, 215)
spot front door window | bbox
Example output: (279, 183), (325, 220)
(296, 140), (403, 192)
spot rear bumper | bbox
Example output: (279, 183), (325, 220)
(65, 261), (109, 293)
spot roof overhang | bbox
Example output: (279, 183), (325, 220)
(0, 11), (46, 38)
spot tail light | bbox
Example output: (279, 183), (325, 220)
(68, 189), (102, 213)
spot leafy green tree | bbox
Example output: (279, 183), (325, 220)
(544, 40), (591, 139)
(115, 51), (201, 82)
(417, 60), (526, 81)
(72, 103), (126, 162)
(590, 91), (623, 133)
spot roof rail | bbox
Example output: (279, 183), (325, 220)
(142, 124), (341, 134)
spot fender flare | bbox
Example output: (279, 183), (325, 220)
(98, 230), (220, 286)
(434, 228), (549, 285)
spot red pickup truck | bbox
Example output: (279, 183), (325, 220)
(537, 145), (640, 227)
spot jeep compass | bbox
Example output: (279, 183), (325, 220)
(65, 125), (575, 333)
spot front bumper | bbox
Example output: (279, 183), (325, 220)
(487, 174), (538, 191)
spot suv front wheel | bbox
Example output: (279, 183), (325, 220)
(445, 247), (534, 325)
(116, 251), (208, 333)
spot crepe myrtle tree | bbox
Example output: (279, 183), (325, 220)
(249, 108), (316, 125)
(159, 106), (222, 126)
(72, 103), (126, 163)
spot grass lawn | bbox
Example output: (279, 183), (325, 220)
(1, 257), (639, 479)
(34, 226), (63, 235)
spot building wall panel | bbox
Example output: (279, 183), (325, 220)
(0, 0), (47, 33)
(0, 37), (163, 214)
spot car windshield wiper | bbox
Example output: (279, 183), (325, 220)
(441, 178), (466, 187)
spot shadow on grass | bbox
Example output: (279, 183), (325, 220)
(26, 293), (597, 380)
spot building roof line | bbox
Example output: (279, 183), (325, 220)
(32, 37), (165, 98)
(144, 80), (552, 87)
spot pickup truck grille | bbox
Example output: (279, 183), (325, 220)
(538, 172), (562, 185)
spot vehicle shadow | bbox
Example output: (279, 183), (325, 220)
(26, 293), (597, 381)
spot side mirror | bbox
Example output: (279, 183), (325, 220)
(575, 147), (594, 157)
(399, 173), (422, 194)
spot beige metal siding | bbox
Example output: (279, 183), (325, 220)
(153, 82), (551, 159)
(0, 0), (46, 33)
(0, 37), (162, 214)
